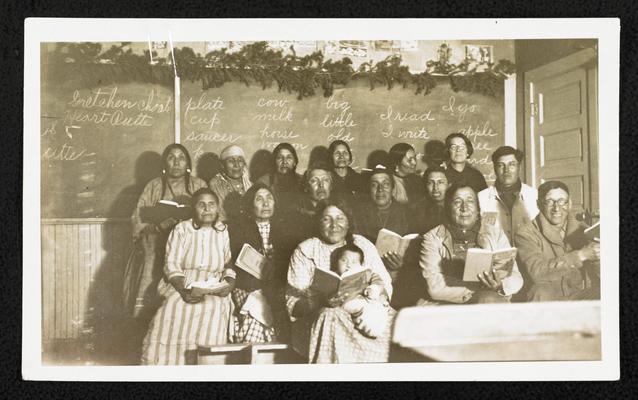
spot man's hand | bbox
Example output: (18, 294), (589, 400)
(578, 242), (600, 262)
(382, 251), (403, 271)
(477, 268), (504, 292)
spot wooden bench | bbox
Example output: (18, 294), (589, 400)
(197, 343), (305, 365)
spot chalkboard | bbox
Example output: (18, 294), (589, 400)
(41, 56), (174, 218)
(180, 77), (504, 183)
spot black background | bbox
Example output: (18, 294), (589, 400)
(3, 0), (635, 397)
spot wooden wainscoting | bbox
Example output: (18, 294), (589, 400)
(41, 219), (132, 343)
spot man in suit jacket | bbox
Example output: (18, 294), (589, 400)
(515, 180), (600, 301)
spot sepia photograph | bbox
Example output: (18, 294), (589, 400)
(23, 18), (619, 381)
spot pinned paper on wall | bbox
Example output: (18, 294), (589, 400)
(324, 40), (369, 58)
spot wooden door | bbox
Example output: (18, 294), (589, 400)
(525, 48), (598, 217)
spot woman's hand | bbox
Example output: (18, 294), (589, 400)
(324, 293), (348, 308)
(477, 268), (505, 292)
(158, 217), (179, 231)
(213, 277), (236, 297)
(178, 288), (204, 304)
(353, 300), (388, 339)
(292, 294), (322, 318)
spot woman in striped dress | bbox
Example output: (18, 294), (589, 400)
(141, 188), (236, 365)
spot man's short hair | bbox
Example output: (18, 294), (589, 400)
(423, 165), (448, 181)
(368, 164), (395, 189)
(491, 146), (524, 164)
(538, 180), (570, 201)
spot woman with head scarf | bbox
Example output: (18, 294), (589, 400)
(256, 142), (303, 214)
(208, 144), (252, 222)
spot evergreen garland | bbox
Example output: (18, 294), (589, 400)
(46, 41), (516, 99)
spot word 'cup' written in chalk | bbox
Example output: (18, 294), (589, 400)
(184, 93), (225, 130)
(320, 95), (355, 143)
(379, 105), (435, 140)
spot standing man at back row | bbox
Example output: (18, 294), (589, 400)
(478, 146), (539, 245)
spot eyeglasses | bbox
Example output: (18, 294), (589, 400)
(371, 182), (393, 191)
(543, 199), (569, 208)
(450, 145), (467, 152)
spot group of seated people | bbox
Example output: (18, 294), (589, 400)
(123, 132), (601, 365)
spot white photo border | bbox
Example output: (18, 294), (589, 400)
(23, 18), (620, 381)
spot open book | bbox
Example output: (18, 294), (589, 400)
(140, 199), (193, 225)
(310, 267), (370, 302)
(186, 278), (230, 297)
(375, 228), (420, 257)
(584, 222), (600, 242)
(235, 243), (267, 280)
(463, 247), (517, 282)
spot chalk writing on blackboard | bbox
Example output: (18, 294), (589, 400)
(442, 96), (478, 123)
(379, 105), (435, 140)
(321, 95), (356, 143)
(42, 143), (95, 161)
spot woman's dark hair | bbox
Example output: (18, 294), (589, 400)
(388, 143), (415, 173)
(538, 180), (570, 202)
(330, 242), (365, 274)
(314, 198), (355, 243)
(160, 143), (194, 199)
(328, 140), (353, 166)
(241, 182), (278, 220)
(190, 187), (223, 230)
(445, 132), (474, 158)
(272, 142), (299, 171)
(443, 179), (481, 224)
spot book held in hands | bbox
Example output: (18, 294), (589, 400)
(310, 267), (370, 302)
(375, 228), (419, 257)
(186, 278), (230, 297)
(235, 243), (267, 280)
(584, 222), (600, 242)
(140, 199), (193, 225)
(462, 247), (518, 282)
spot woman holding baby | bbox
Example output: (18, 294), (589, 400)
(286, 198), (395, 363)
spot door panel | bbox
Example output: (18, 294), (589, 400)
(525, 49), (597, 216)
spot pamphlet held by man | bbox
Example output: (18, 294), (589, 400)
(235, 243), (267, 280)
(584, 222), (600, 242)
(186, 277), (230, 297)
(463, 247), (518, 282)
(375, 228), (419, 257)
(310, 267), (370, 302)
(140, 199), (193, 225)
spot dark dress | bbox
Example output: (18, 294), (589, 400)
(331, 167), (365, 197)
(444, 164), (488, 193)
(352, 200), (427, 309)
(256, 172), (303, 215)
(228, 216), (298, 342)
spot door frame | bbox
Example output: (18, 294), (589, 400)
(524, 47), (598, 209)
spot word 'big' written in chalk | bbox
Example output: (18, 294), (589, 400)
(42, 143), (95, 161)
(321, 95), (356, 142)
(68, 88), (172, 113)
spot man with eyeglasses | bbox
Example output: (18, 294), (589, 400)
(515, 181), (600, 301)
(478, 146), (539, 245)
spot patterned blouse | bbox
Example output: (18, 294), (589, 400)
(286, 235), (393, 321)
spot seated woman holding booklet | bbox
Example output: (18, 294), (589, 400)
(141, 188), (236, 365)
(228, 183), (298, 343)
(286, 199), (394, 363)
(419, 180), (524, 304)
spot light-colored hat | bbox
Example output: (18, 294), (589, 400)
(220, 145), (245, 160)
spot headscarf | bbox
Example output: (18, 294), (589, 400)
(219, 144), (252, 191)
